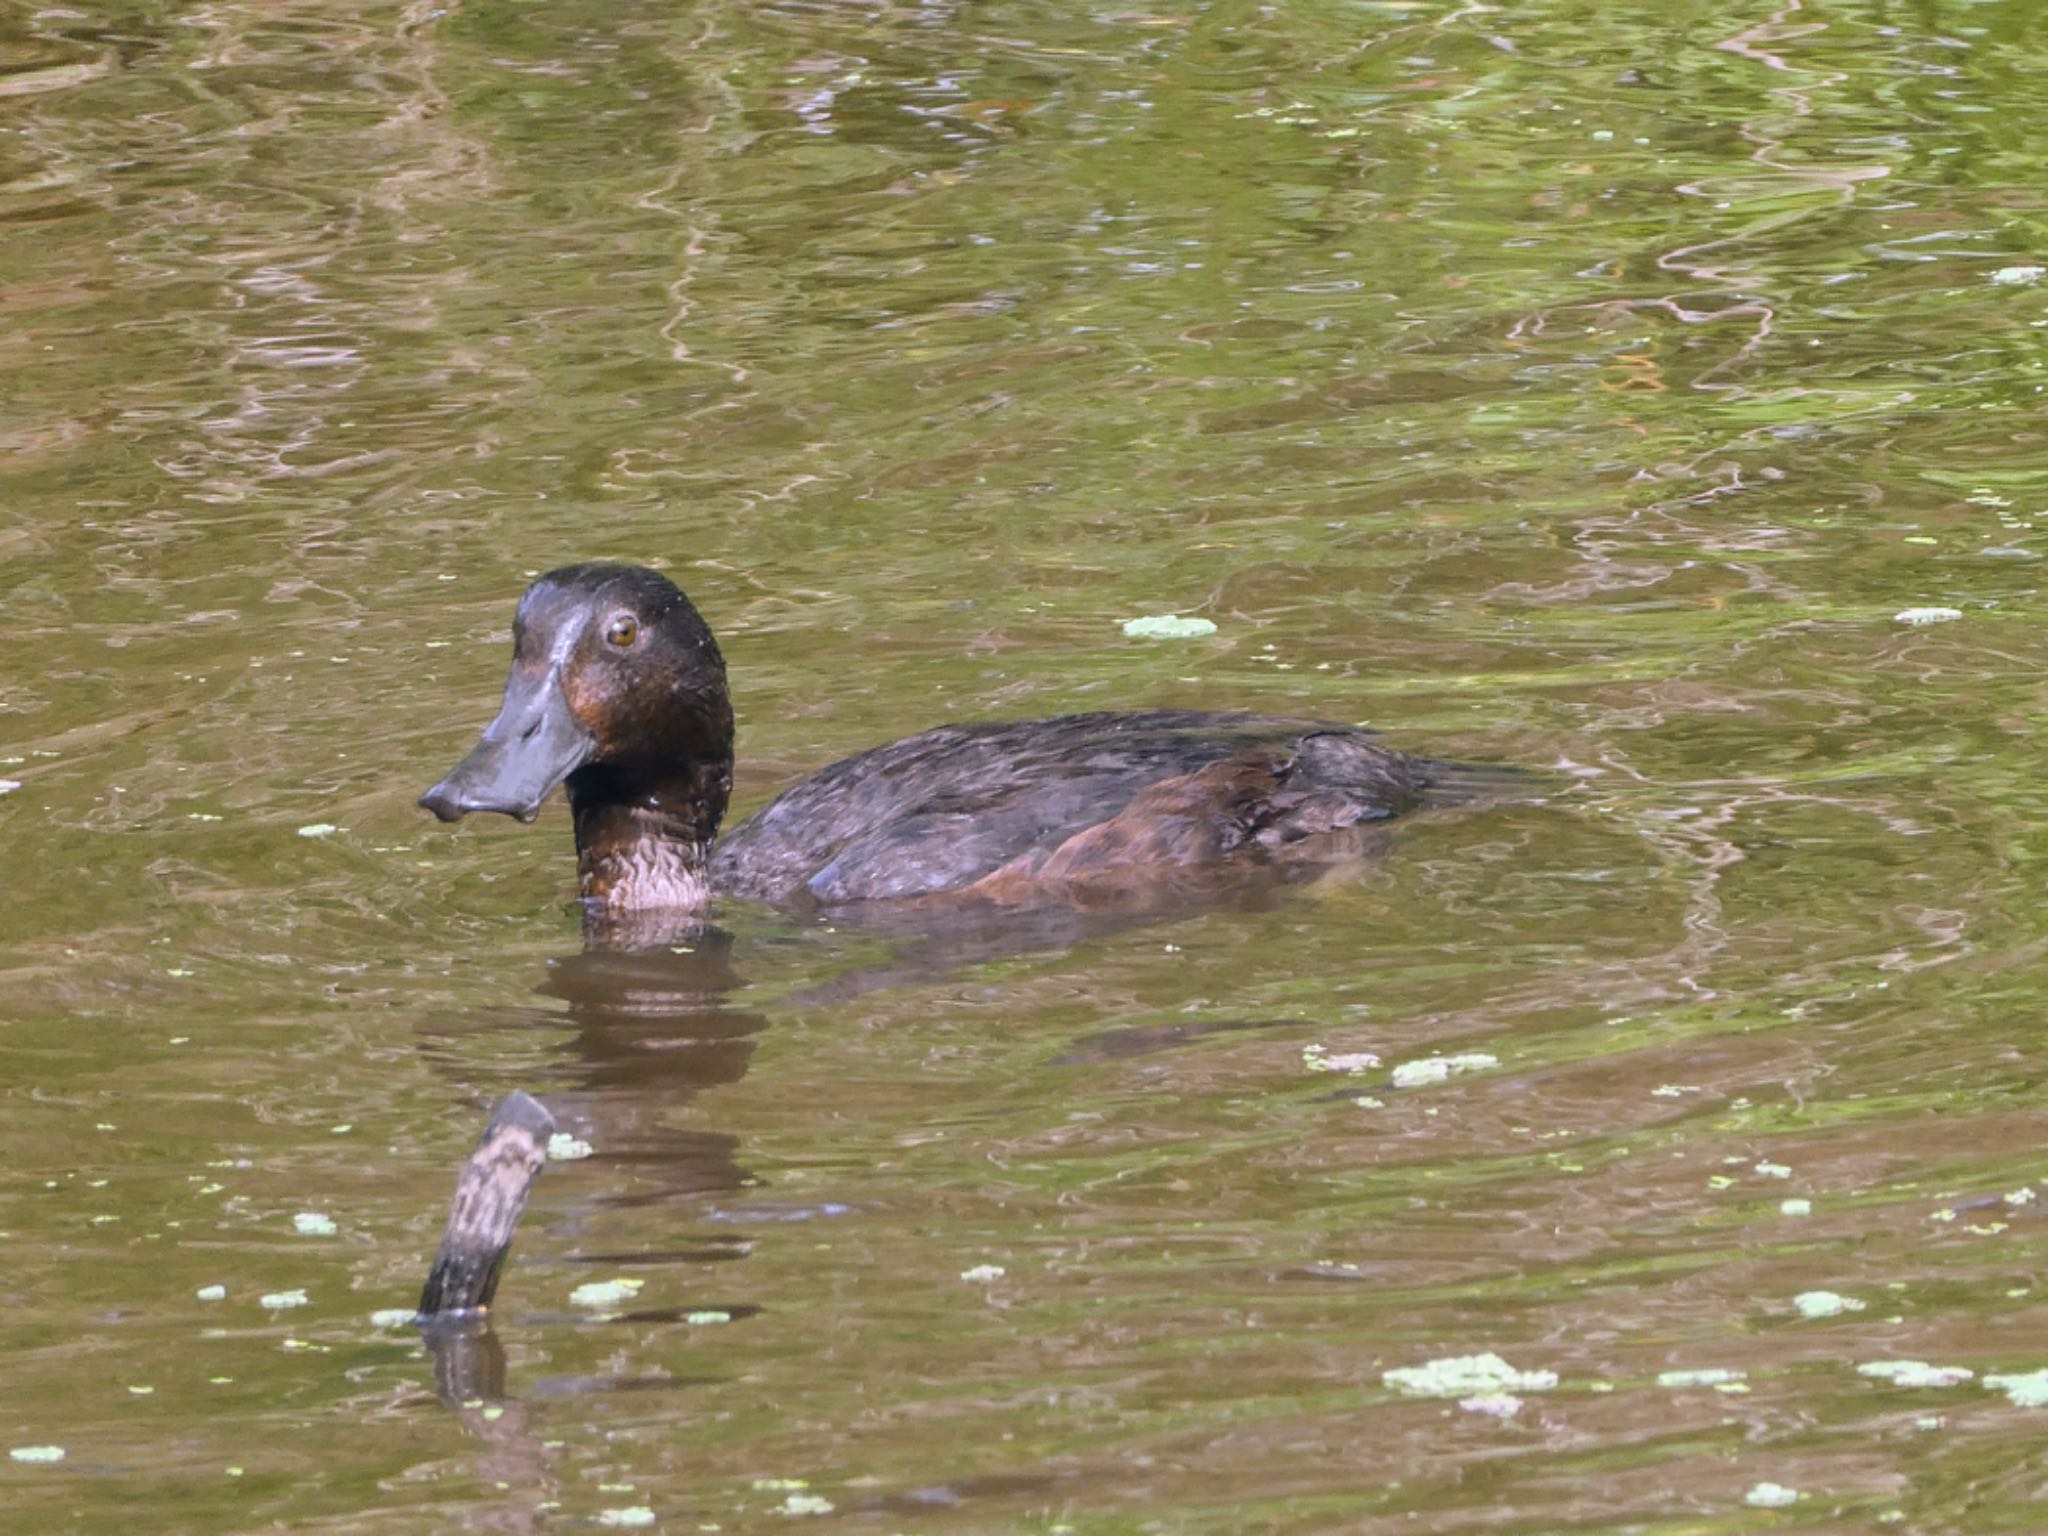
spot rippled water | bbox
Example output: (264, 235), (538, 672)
(8, 0), (2048, 1529)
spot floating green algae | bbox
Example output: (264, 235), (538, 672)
(569, 1278), (644, 1309)
(1859, 1361), (1973, 1389)
(1121, 614), (1217, 639)
(1658, 1367), (1746, 1389)
(1985, 1368), (2048, 1407)
(1793, 1290), (1865, 1318)
(1384, 1352), (1558, 1398)
(1390, 1052), (1498, 1088)
(1302, 1043), (1380, 1075)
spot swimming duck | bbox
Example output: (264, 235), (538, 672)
(420, 563), (1510, 914)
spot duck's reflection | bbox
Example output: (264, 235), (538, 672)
(537, 921), (764, 1207)
(416, 861), (1415, 1414)
(422, 914), (764, 1409)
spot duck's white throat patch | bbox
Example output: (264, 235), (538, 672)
(585, 836), (713, 912)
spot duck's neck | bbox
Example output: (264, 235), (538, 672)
(567, 757), (731, 913)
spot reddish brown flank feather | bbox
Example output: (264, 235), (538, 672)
(951, 739), (1429, 908)
(970, 754), (1287, 894)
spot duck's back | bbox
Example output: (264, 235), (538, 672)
(710, 709), (1473, 907)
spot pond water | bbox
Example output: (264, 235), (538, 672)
(6, 0), (2048, 1529)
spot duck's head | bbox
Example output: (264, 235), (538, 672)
(420, 563), (734, 829)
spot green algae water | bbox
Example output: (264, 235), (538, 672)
(8, 0), (2048, 1529)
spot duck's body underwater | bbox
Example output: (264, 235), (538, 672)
(420, 563), (1513, 914)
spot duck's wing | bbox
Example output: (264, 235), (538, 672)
(710, 709), (1442, 906)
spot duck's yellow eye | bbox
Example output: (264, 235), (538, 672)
(605, 615), (639, 648)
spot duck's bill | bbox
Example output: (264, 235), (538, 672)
(419, 669), (596, 824)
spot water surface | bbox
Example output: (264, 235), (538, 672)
(7, 0), (2048, 1530)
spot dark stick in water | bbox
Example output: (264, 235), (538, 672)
(418, 1090), (556, 1320)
